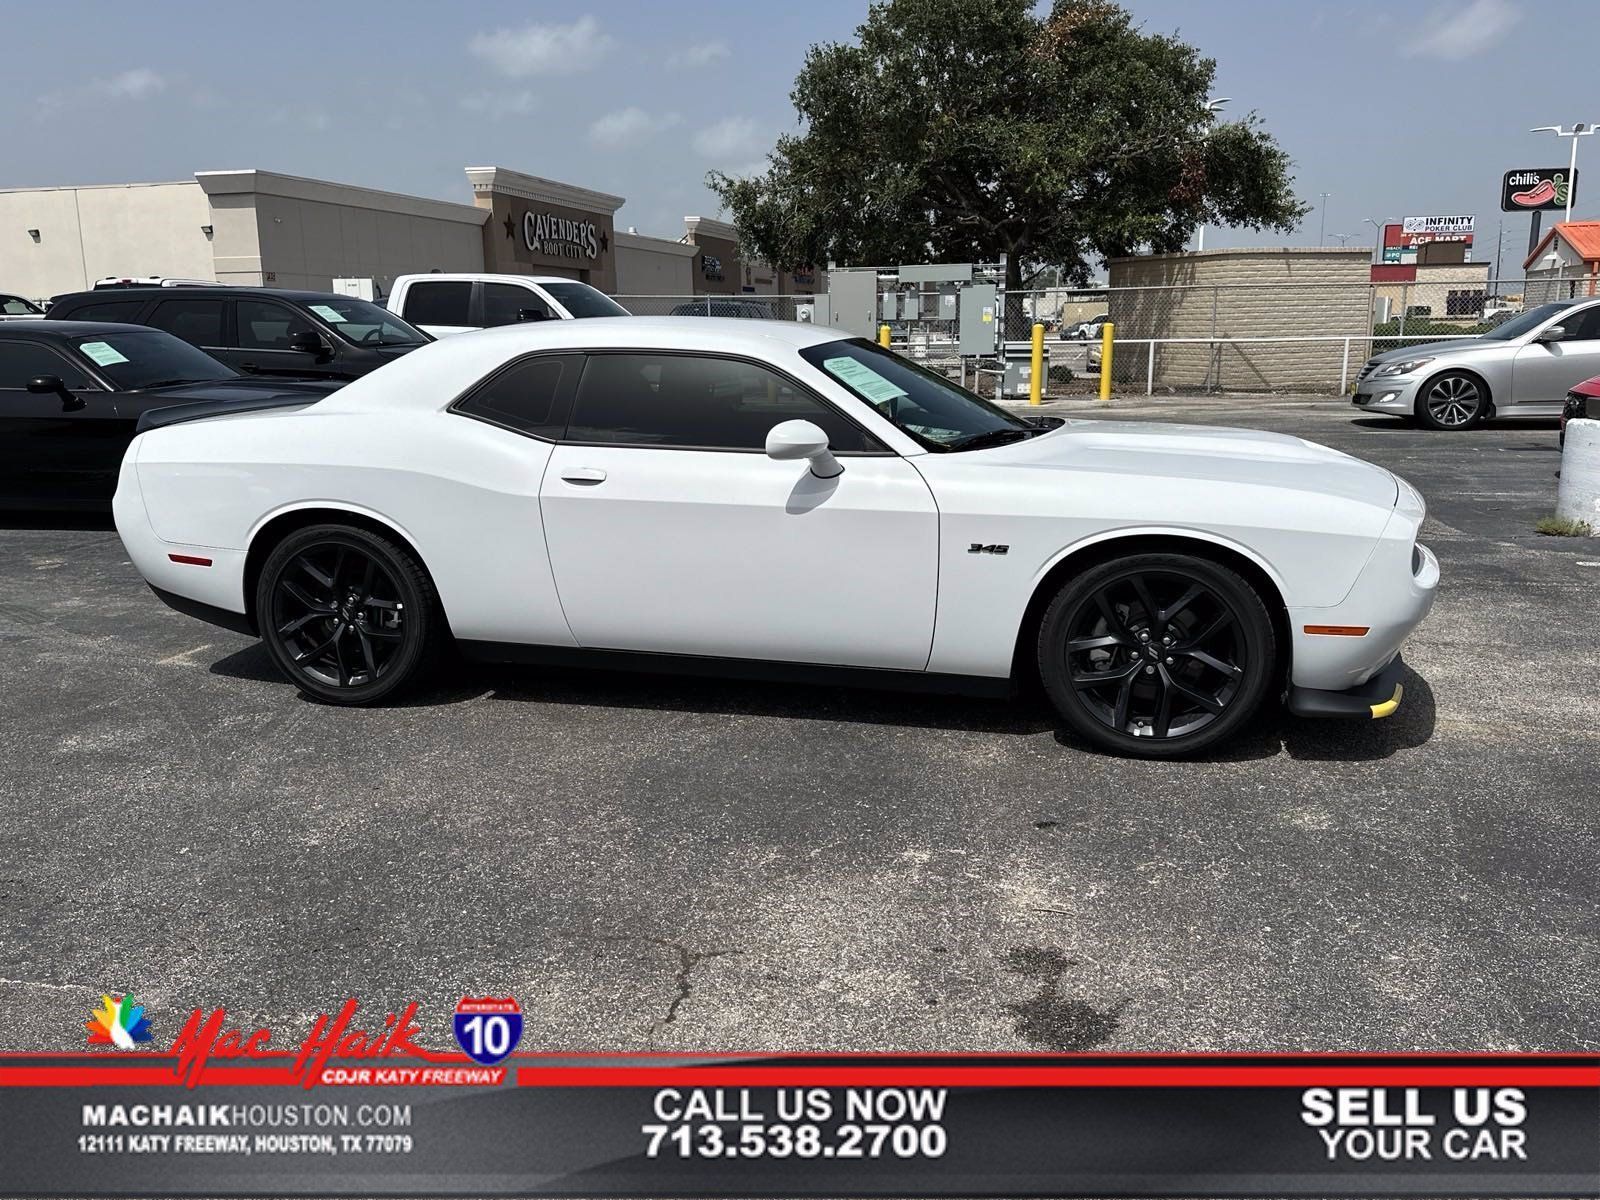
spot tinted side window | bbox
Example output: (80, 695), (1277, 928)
(455, 354), (579, 439)
(402, 281), (472, 326)
(61, 299), (145, 323)
(483, 283), (551, 328)
(237, 299), (312, 351)
(0, 342), (95, 391)
(567, 353), (880, 452)
(148, 299), (225, 346)
(1564, 305), (1600, 340)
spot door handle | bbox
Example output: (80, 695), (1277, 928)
(560, 467), (607, 485)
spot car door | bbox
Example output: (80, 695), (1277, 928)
(1512, 302), (1600, 407)
(232, 297), (337, 378)
(538, 350), (939, 670)
(0, 340), (120, 507)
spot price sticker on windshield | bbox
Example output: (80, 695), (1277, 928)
(823, 356), (908, 404)
(309, 305), (347, 323)
(78, 341), (129, 366)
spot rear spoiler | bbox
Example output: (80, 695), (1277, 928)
(136, 395), (319, 434)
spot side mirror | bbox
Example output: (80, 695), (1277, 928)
(1537, 324), (1567, 344)
(28, 374), (84, 411)
(288, 329), (329, 357)
(517, 308), (550, 323)
(766, 419), (842, 479)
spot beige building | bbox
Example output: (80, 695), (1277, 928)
(1106, 247), (1372, 391)
(1370, 261), (1492, 325)
(0, 165), (783, 304)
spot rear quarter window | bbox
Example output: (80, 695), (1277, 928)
(60, 299), (147, 323)
(452, 353), (581, 439)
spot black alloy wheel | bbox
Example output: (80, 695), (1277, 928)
(256, 524), (441, 705)
(1416, 370), (1487, 431)
(1037, 553), (1275, 758)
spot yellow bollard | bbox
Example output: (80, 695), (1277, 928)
(878, 324), (891, 348)
(1098, 321), (1115, 401)
(1029, 323), (1045, 406)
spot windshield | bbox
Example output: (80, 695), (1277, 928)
(70, 329), (234, 389)
(1479, 301), (1576, 341)
(1, 295), (42, 315)
(304, 297), (429, 345)
(800, 338), (1035, 451)
(542, 282), (629, 318)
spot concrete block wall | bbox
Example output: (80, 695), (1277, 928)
(1107, 248), (1373, 391)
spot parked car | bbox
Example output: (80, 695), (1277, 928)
(1561, 375), (1600, 446)
(113, 318), (1436, 758)
(46, 287), (430, 381)
(388, 273), (628, 337)
(0, 321), (338, 510)
(669, 299), (778, 319)
(1352, 298), (1600, 430)
(0, 293), (45, 320)
(1061, 318), (1106, 341)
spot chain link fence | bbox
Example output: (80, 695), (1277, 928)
(603, 274), (1598, 399)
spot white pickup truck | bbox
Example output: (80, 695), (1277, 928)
(385, 273), (629, 337)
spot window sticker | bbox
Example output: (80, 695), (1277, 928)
(308, 304), (347, 323)
(823, 356), (908, 405)
(78, 341), (129, 366)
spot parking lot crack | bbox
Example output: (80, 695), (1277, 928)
(575, 933), (741, 1044)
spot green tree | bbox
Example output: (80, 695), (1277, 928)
(709, 0), (1308, 296)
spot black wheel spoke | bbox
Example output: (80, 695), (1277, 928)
(1129, 574), (1158, 624)
(1071, 661), (1139, 691)
(1182, 610), (1234, 648)
(278, 611), (325, 636)
(365, 597), (400, 611)
(1067, 633), (1126, 652)
(1092, 591), (1130, 638)
(1160, 666), (1224, 715)
(1182, 647), (1243, 678)
(361, 624), (403, 641)
(1111, 673), (1135, 731)
(297, 556), (334, 589)
(1159, 583), (1204, 625)
(294, 622), (344, 663)
(356, 629), (379, 677)
(333, 627), (351, 687)
(280, 579), (333, 612)
(1151, 679), (1173, 738)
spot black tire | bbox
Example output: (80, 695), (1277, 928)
(255, 523), (442, 705)
(1036, 552), (1276, 758)
(1414, 370), (1488, 431)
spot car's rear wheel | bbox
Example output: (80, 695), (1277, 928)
(1036, 553), (1276, 758)
(256, 524), (441, 705)
(1416, 370), (1487, 430)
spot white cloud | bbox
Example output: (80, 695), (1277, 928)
(667, 40), (731, 69)
(692, 116), (764, 161)
(98, 68), (166, 99)
(1404, 0), (1518, 60)
(589, 106), (682, 148)
(468, 16), (612, 77)
(460, 89), (538, 116)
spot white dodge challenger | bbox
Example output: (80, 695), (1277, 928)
(113, 318), (1437, 757)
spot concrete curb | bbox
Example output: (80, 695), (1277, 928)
(1556, 418), (1600, 534)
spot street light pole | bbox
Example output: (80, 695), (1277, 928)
(1363, 216), (1395, 265)
(1530, 123), (1597, 224)
(1318, 192), (1332, 245)
(1193, 97), (1231, 252)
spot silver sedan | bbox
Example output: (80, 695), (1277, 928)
(1352, 297), (1600, 430)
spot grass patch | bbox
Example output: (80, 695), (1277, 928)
(1536, 515), (1594, 537)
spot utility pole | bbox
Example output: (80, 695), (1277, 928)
(1317, 192), (1332, 245)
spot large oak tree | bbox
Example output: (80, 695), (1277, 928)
(710, 0), (1308, 295)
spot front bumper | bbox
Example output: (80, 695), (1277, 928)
(1286, 653), (1407, 719)
(1351, 374), (1423, 415)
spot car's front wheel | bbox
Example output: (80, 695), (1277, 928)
(256, 523), (442, 705)
(1036, 553), (1277, 758)
(1416, 370), (1488, 430)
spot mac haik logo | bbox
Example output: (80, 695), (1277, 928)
(86, 993), (154, 1049)
(168, 998), (423, 1088)
(453, 996), (523, 1066)
(522, 210), (601, 260)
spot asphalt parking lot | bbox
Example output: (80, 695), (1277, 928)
(1, 396), (1596, 1056)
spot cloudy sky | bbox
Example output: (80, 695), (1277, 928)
(6, 0), (1596, 265)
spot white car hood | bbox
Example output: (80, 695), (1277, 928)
(983, 419), (1399, 507)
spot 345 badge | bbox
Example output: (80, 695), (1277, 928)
(452, 997), (523, 1066)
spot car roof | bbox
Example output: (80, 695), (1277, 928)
(319, 316), (858, 416)
(0, 319), (172, 339)
(51, 286), (366, 305)
(398, 273), (598, 285)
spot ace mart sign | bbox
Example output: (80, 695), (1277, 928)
(1502, 168), (1579, 212)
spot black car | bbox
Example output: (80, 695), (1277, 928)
(0, 321), (339, 510)
(45, 286), (430, 381)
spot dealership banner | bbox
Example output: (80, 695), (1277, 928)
(2, 1001), (1599, 1198)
